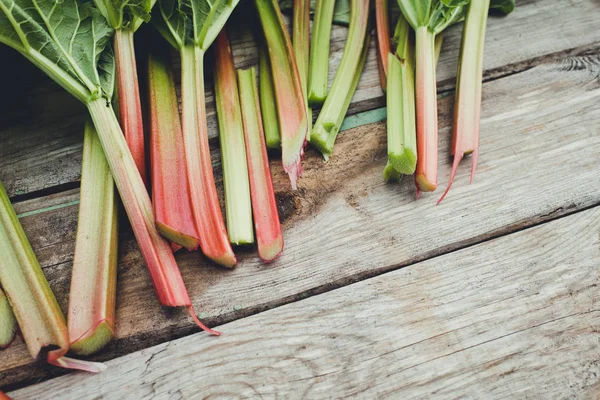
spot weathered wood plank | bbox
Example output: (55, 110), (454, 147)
(1, 53), (599, 389)
(10, 206), (600, 399)
(0, 0), (598, 198)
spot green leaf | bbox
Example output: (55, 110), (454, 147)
(155, 0), (240, 50)
(395, 0), (468, 32)
(490, 0), (514, 14)
(93, 0), (156, 30)
(0, 0), (115, 102)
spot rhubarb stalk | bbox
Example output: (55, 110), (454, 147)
(308, 0), (336, 106)
(155, 0), (240, 267)
(148, 46), (201, 250)
(94, 0), (156, 184)
(0, 181), (106, 372)
(293, 0), (311, 139)
(67, 121), (118, 356)
(214, 31), (254, 245)
(310, 0), (370, 160)
(383, 15), (416, 181)
(255, 0), (308, 189)
(0, 287), (17, 349)
(375, 0), (391, 91)
(238, 68), (284, 262)
(437, 0), (491, 203)
(396, 0), (468, 194)
(259, 47), (281, 149)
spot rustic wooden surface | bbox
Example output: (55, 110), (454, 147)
(10, 207), (600, 399)
(1, 0), (600, 397)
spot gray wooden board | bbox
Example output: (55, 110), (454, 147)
(1, 53), (599, 389)
(10, 206), (600, 399)
(0, 0), (598, 198)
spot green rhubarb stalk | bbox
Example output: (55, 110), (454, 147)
(155, 0), (241, 267)
(68, 121), (118, 356)
(237, 68), (284, 262)
(148, 45), (200, 251)
(375, 0), (391, 91)
(396, 0), (468, 194)
(214, 30), (254, 245)
(259, 47), (281, 149)
(255, 0), (309, 189)
(0, 287), (17, 349)
(438, 0), (514, 204)
(310, 0), (370, 160)
(383, 15), (416, 181)
(0, 0), (216, 334)
(307, 0), (336, 106)
(293, 0), (312, 139)
(0, 181), (106, 372)
(94, 0), (156, 184)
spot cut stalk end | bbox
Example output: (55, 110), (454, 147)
(69, 320), (114, 356)
(383, 162), (404, 182)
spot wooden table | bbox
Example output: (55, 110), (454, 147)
(2, 0), (600, 398)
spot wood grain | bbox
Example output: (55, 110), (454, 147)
(1, 53), (599, 390)
(0, 0), (598, 198)
(10, 206), (600, 399)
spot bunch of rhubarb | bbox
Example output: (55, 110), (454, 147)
(154, 0), (240, 267)
(0, 0), (216, 333)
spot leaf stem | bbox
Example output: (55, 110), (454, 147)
(180, 45), (237, 267)
(114, 29), (147, 184)
(414, 26), (438, 193)
(67, 121), (118, 356)
(259, 47), (281, 149)
(310, 0), (370, 160)
(308, 0), (336, 106)
(238, 68), (284, 262)
(214, 31), (254, 246)
(438, 0), (489, 204)
(148, 46), (200, 250)
(375, 0), (390, 91)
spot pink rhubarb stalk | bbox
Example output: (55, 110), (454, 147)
(148, 46), (201, 250)
(438, 0), (490, 204)
(375, 0), (391, 91)
(255, 0), (309, 189)
(237, 68), (284, 262)
(114, 29), (147, 184)
(414, 26), (438, 194)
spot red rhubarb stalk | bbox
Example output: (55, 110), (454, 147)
(255, 0), (309, 189)
(148, 46), (201, 250)
(414, 26), (438, 193)
(114, 29), (146, 183)
(375, 0), (391, 90)
(238, 68), (284, 261)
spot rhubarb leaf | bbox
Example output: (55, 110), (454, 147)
(0, 0), (115, 103)
(155, 0), (240, 50)
(93, 0), (155, 30)
(490, 0), (514, 14)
